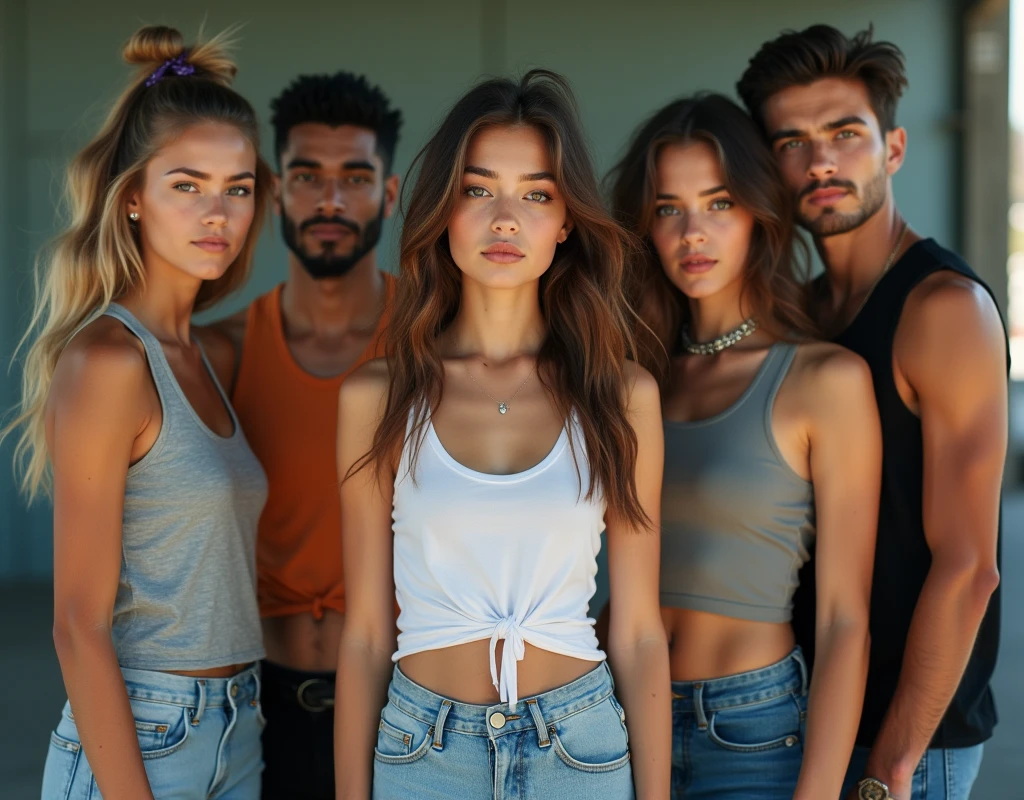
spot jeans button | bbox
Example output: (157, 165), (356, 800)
(785, 735), (797, 747)
(230, 685), (238, 698)
(489, 712), (506, 729)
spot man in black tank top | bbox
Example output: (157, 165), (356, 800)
(738, 26), (1008, 800)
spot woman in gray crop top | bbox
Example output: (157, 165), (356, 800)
(608, 94), (882, 799)
(5, 27), (273, 799)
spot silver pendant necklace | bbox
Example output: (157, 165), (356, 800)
(466, 364), (535, 415)
(681, 318), (757, 356)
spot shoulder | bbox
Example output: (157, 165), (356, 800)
(339, 357), (391, 413)
(790, 341), (875, 417)
(51, 316), (152, 413)
(623, 360), (660, 409)
(903, 271), (1003, 336)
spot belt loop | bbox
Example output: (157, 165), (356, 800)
(250, 665), (262, 708)
(192, 679), (207, 727)
(525, 699), (550, 748)
(693, 682), (708, 730)
(432, 700), (452, 751)
(794, 649), (809, 696)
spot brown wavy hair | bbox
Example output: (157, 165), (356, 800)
(358, 69), (648, 528)
(608, 93), (818, 389)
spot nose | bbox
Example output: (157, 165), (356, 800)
(807, 140), (838, 181)
(202, 195), (228, 228)
(316, 177), (346, 215)
(490, 197), (519, 236)
(680, 211), (707, 248)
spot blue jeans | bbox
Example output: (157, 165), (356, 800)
(41, 664), (264, 799)
(842, 743), (984, 800)
(671, 647), (809, 799)
(372, 661), (634, 799)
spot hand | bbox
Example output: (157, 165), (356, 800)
(843, 776), (912, 800)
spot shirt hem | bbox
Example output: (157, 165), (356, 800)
(660, 592), (791, 624)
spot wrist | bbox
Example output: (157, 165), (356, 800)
(864, 753), (917, 791)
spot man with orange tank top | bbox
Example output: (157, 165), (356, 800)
(209, 73), (401, 799)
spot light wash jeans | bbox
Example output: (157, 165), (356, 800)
(41, 664), (264, 799)
(371, 661), (634, 799)
(670, 647), (809, 799)
(842, 743), (984, 800)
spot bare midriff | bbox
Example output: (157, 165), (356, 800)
(167, 663), (256, 679)
(399, 640), (599, 704)
(261, 610), (346, 671)
(662, 607), (795, 683)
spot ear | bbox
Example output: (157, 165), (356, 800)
(272, 172), (282, 217)
(126, 191), (141, 214)
(884, 126), (907, 177)
(383, 173), (400, 220)
(557, 214), (574, 244)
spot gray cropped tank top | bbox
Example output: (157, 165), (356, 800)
(103, 304), (267, 670)
(661, 342), (815, 623)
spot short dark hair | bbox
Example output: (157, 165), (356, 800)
(737, 24), (908, 133)
(269, 72), (403, 170)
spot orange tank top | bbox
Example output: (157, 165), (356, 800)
(231, 274), (393, 619)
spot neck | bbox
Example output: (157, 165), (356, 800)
(282, 250), (385, 334)
(815, 193), (909, 299)
(445, 279), (547, 362)
(118, 255), (203, 345)
(687, 283), (752, 344)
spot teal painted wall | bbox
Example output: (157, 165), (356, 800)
(0, 0), (960, 577)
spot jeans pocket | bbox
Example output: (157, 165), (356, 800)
(550, 696), (631, 773)
(41, 730), (82, 800)
(126, 699), (191, 760)
(373, 702), (433, 765)
(707, 692), (803, 753)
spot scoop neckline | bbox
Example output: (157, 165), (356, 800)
(426, 420), (569, 483)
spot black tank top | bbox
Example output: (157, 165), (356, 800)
(791, 238), (1005, 748)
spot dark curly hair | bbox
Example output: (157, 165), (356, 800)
(737, 24), (907, 134)
(270, 72), (403, 170)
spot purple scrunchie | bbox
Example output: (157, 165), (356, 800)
(145, 52), (196, 88)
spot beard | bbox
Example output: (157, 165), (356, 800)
(796, 166), (887, 238)
(281, 202), (385, 280)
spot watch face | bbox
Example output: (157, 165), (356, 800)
(859, 780), (888, 800)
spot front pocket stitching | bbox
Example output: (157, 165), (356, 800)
(49, 731), (81, 754)
(378, 719), (413, 755)
(550, 732), (631, 773)
(706, 694), (801, 753)
(373, 726), (434, 765)
(139, 707), (191, 760)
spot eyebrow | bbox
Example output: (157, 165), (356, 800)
(655, 185), (728, 200)
(165, 167), (255, 181)
(464, 165), (555, 182)
(769, 115), (869, 143)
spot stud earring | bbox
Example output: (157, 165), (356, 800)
(129, 212), (140, 221)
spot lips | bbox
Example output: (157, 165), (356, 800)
(192, 237), (229, 253)
(807, 188), (849, 206)
(306, 224), (355, 241)
(679, 254), (717, 274)
(481, 242), (525, 264)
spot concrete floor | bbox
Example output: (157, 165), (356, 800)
(2, 501), (1023, 798)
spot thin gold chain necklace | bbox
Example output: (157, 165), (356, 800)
(465, 364), (535, 415)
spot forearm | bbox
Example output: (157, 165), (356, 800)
(795, 618), (869, 800)
(866, 561), (999, 786)
(53, 625), (154, 799)
(608, 635), (672, 800)
(334, 634), (395, 800)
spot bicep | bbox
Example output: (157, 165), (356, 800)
(606, 369), (664, 640)
(337, 378), (396, 642)
(809, 359), (880, 623)
(49, 357), (146, 627)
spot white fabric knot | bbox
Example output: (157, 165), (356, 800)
(489, 616), (527, 710)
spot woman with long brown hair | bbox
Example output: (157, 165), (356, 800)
(4, 25), (272, 798)
(334, 70), (670, 799)
(609, 93), (880, 799)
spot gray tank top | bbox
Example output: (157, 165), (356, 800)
(661, 342), (815, 623)
(103, 303), (267, 670)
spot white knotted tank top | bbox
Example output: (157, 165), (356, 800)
(391, 411), (607, 709)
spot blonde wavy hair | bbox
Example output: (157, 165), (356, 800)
(4, 25), (272, 501)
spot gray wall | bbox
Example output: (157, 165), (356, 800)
(0, 0), (962, 577)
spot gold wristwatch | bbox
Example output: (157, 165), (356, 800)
(857, 778), (893, 800)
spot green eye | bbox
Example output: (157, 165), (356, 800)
(836, 130), (856, 139)
(227, 186), (252, 197)
(655, 205), (679, 217)
(465, 186), (489, 198)
(525, 190), (551, 202)
(710, 199), (734, 211)
(173, 182), (198, 193)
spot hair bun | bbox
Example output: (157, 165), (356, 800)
(123, 26), (186, 68)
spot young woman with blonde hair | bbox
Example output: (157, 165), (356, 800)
(334, 71), (670, 799)
(5, 25), (272, 798)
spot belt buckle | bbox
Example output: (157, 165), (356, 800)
(296, 678), (334, 713)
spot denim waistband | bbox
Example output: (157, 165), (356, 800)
(387, 661), (615, 739)
(671, 647), (807, 713)
(117, 663), (262, 708)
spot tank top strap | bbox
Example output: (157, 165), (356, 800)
(193, 336), (242, 430)
(103, 302), (181, 410)
(741, 341), (797, 416)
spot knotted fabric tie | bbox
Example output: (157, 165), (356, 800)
(145, 52), (196, 87)
(489, 616), (527, 710)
